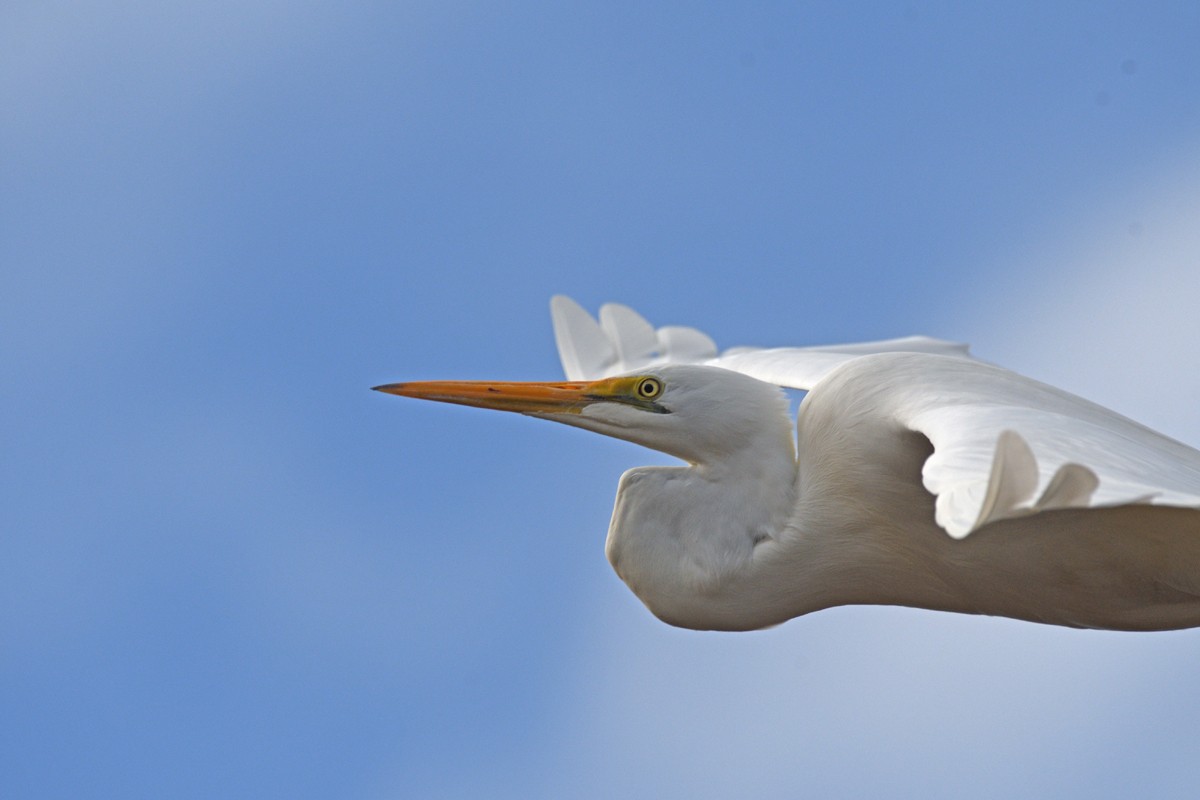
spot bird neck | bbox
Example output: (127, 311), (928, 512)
(604, 424), (799, 630)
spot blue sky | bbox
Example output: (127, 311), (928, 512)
(4, 2), (1200, 798)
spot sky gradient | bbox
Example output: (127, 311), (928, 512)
(5, 3), (1200, 798)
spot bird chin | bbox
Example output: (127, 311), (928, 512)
(525, 408), (623, 437)
(525, 408), (672, 458)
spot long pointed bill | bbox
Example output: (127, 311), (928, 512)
(372, 378), (608, 415)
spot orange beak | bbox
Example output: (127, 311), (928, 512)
(372, 379), (604, 415)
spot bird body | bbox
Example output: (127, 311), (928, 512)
(376, 297), (1200, 632)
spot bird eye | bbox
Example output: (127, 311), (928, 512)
(636, 378), (663, 399)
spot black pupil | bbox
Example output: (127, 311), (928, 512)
(641, 381), (655, 396)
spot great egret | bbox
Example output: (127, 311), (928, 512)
(375, 296), (1200, 632)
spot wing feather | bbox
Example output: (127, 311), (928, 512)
(551, 295), (969, 387)
(550, 296), (618, 380)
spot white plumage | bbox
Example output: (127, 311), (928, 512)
(376, 296), (1200, 631)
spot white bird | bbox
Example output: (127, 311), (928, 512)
(375, 296), (1200, 632)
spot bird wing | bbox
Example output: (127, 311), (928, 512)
(550, 295), (970, 386)
(550, 296), (1200, 538)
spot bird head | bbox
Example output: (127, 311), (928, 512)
(374, 364), (792, 466)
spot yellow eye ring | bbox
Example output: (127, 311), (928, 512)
(636, 377), (663, 399)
